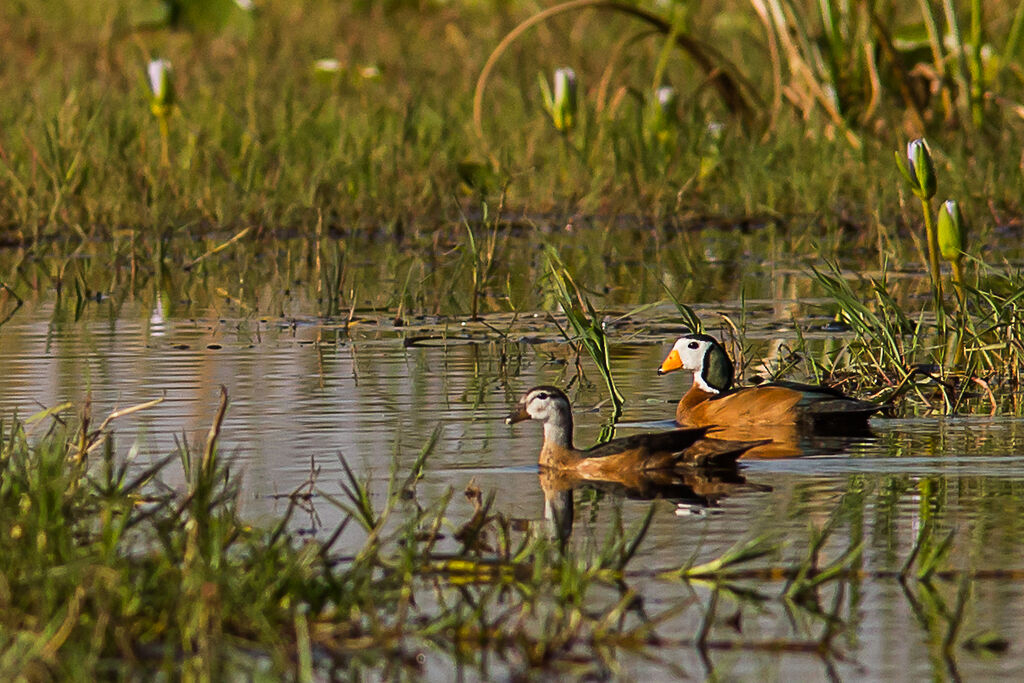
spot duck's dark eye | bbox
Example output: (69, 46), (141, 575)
(536, 392), (548, 400)
(688, 341), (700, 350)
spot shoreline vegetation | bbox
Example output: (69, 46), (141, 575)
(1, 1), (1023, 242)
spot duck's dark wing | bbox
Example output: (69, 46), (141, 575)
(759, 380), (851, 399)
(801, 399), (882, 435)
(678, 438), (769, 467)
(581, 427), (711, 461)
(801, 396), (882, 415)
(762, 381), (883, 412)
(754, 381), (883, 432)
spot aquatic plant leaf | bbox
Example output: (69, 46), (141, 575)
(544, 249), (625, 411)
(894, 150), (916, 187)
(673, 535), (776, 578)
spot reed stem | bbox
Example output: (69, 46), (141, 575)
(919, 195), (944, 325)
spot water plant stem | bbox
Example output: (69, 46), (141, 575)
(919, 195), (944, 320)
(158, 115), (170, 167)
(950, 259), (965, 303)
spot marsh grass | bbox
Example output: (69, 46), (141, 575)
(2, 1), (1024, 675)
(545, 250), (625, 417)
(2, 1), (1024, 244)
(804, 258), (1024, 414)
(4, 221), (1021, 419)
(2, 4), (1024, 392)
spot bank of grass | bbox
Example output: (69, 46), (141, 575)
(1, 1), (1023, 242)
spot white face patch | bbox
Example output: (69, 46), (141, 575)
(672, 337), (721, 394)
(526, 390), (570, 422)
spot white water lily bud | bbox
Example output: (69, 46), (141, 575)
(646, 86), (678, 149)
(147, 59), (175, 124)
(656, 85), (677, 112)
(937, 199), (966, 261)
(148, 59), (173, 106)
(895, 138), (937, 200)
(540, 67), (578, 133)
(313, 58), (342, 74)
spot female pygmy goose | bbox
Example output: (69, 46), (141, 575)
(505, 386), (761, 474)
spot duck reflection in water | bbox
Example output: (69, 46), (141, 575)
(537, 466), (770, 543)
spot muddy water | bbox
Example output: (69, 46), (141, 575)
(1, 295), (1023, 680)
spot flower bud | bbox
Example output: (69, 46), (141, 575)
(937, 199), (966, 261)
(147, 59), (174, 117)
(646, 86), (678, 146)
(540, 67), (577, 133)
(656, 86), (677, 116)
(895, 138), (937, 200)
(313, 58), (342, 74)
(908, 139), (937, 199)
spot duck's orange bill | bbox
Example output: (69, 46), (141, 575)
(658, 349), (682, 375)
(505, 405), (530, 425)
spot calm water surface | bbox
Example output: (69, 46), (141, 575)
(1, 297), (1023, 680)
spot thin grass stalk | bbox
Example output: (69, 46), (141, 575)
(754, 0), (861, 147)
(917, 527), (957, 581)
(784, 517), (833, 596)
(967, 0), (983, 128)
(202, 386), (228, 481)
(942, 577), (972, 653)
(295, 609), (314, 683)
(545, 251), (624, 414)
(335, 456), (380, 533)
(940, 0), (974, 129)
(917, 0), (955, 124)
(795, 542), (864, 595)
(867, 9), (927, 130)
(695, 585), (718, 649)
(1003, 3), (1024, 80)
(650, 3), (684, 92)
(747, 0), (785, 129)
(472, 0), (757, 143)
(401, 424), (441, 495)
(616, 505), (655, 571)
(652, 269), (703, 333)
(158, 115), (170, 167)
(669, 536), (776, 579)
